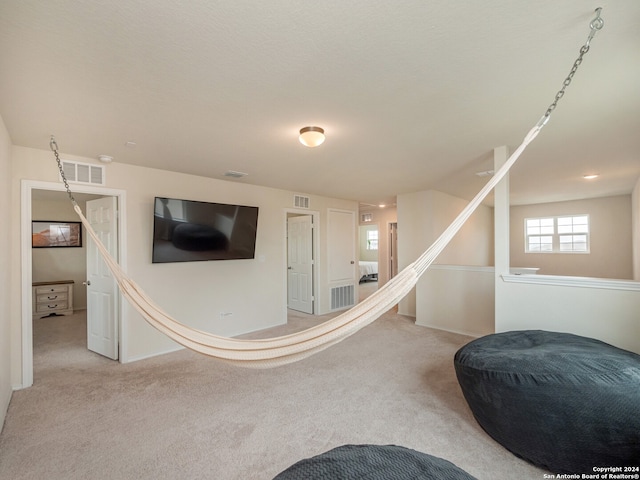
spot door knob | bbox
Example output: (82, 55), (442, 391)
(83, 280), (91, 286)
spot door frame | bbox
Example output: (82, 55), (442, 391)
(284, 208), (320, 317)
(388, 221), (398, 281)
(20, 179), (127, 388)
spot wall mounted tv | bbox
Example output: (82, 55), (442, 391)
(152, 197), (259, 263)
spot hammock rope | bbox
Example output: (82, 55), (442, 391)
(49, 9), (603, 367)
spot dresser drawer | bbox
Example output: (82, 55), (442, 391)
(34, 285), (70, 295)
(36, 292), (68, 303)
(35, 301), (70, 314)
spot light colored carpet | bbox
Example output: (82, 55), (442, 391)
(0, 291), (547, 479)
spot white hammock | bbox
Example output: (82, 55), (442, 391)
(58, 10), (603, 368)
(73, 124), (541, 368)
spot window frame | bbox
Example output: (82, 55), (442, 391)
(524, 215), (590, 254)
(366, 229), (379, 251)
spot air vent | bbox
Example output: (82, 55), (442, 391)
(330, 284), (355, 310)
(61, 161), (105, 186)
(224, 170), (248, 178)
(294, 195), (310, 209)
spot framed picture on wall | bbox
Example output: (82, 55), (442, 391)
(32, 221), (82, 248)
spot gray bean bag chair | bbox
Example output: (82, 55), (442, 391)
(454, 330), (640, 473)
(274, 444), (476, 479)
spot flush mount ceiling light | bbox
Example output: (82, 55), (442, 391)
(97, 154), (113, 163)
(299, 126), (325, 147)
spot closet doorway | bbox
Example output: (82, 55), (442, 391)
(285, 209), (319, 316)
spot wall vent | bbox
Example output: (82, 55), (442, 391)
(61, 161), (106, 186)
(330, 284), (355, 311)
(293, 195), (310, 209)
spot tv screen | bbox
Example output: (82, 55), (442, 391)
(152, 197), (259, 263)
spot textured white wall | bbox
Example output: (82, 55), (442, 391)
(416, 266), (495, 337)
(0, 114), (12, 425)
(397, 189), (494, 317)
(496, 277), (640, 355)
(510, 195), (633, 279)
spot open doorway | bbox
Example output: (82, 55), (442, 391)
(20, 180), (126, 388)
(358, 224), (379, 301)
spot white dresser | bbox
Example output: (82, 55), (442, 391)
(32, 280), (74, 320)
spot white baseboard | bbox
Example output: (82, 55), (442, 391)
(124, 344), (184, 364)
(414, 322), (485, 339)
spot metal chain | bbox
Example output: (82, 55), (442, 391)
(49, 136), (77, 206)
(543, 44), (589, 118)
(541, 8), (604, 122)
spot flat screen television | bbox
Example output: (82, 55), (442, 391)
(152, 196), (259, 263)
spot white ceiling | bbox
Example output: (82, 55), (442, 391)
(1, 1), (639, 207)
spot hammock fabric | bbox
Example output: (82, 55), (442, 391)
(74, 124), (542, 368)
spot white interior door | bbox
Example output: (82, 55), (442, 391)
(86, 197), (119, 360)
(287, 215), (314, 314)
(328, 209), (356, 282)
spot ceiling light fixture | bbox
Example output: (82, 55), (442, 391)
(299, 126), (325, 147)
(97, 155), (113, 163)
(583, 174), (599, 179)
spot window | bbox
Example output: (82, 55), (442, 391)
(366, 230), (378, 250)
(525, 215), (589, 253)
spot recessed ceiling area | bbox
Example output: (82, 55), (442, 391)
(1, 1), (638, 207)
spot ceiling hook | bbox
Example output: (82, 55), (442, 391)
(49, 135), (58, 152)
(586, 7), (604, 46)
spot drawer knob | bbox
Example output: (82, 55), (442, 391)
(47, 304), (58, 309)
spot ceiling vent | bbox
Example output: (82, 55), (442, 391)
(61, 161), (105, 186)
(224, 170), (248, 178)
(294, 195), (310, 209)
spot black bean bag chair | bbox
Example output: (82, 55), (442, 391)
(274, 444), (476, 480)
(454, 330), (640, 474)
